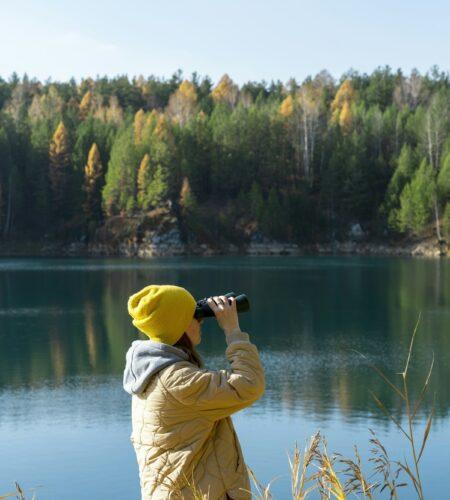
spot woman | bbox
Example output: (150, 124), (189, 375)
(123, 284), (265, 499)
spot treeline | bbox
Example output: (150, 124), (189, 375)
(0, 67), (449, 244)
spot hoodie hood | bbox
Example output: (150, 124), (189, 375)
(123, 339), (190, 395)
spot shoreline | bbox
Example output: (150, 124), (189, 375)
(0, 238), (447, 258)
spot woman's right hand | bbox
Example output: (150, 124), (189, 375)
(207, 295), (241, 335)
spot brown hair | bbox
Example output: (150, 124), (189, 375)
(173, 332), (205, 369)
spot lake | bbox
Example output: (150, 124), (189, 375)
(0, 256), (449, 499)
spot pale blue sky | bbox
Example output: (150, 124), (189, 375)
(1, 0), (448, 85)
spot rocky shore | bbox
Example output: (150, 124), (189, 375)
(0, 209), (447, 258)
(0, 233), (447, 258)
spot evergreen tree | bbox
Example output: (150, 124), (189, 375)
(102, 125), (139, 216)
(178, 112), (212, 201)
(383, 144), (418, 230)
(28, 119), (52, 232)
(398, 159), (436, 235)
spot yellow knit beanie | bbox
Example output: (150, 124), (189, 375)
(127, 284), (197, 345)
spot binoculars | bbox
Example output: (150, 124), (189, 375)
(194, 292), (250, 320)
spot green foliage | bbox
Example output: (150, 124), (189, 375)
(102, 125), (139, 216)
(261, 187), (284, 240)
(398, 159), (436, 235)
(146, 164), (169, 208)
(27, 119), (53, 232)
(384, 145), (418, 230)
(249, 181), (264, 221)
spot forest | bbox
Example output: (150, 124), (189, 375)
(0, 66), (449, 247)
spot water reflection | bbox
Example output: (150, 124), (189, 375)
(0, 256), (448, 423)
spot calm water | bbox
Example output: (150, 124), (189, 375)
(0, 256), (449, 499)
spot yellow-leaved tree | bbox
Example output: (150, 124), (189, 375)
(134, 109), (146, 145)
(330, 79), (356, 133)
(49, 121), (71, 218)
(137, 153), (151, 210)
(83, 143), (104, 226)
(279, 94), (294, 118)
(211, 74), (239, 107)
(79, 90), (93, 119)
(166, 80), (198, 126)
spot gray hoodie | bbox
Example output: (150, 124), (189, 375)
(123, 339), (190, 395)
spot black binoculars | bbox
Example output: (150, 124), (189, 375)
(194, 292), (250, 320)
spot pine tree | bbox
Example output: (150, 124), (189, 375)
(384, 145), (417, 230)
(102, 126), (139, 216)
(398, 159), (436, 235)
(83, 143), (104, 225)
(28, 120), (52, 232)
(147, 164), (169, 208)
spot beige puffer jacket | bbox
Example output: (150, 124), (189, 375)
(129, 329), (265, 499)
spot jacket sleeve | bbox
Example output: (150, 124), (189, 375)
(159, 330), (265, 421)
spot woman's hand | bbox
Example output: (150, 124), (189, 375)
(207, 295), (240, 335)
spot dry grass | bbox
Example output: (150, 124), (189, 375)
(2, 313), (434, 499)
(0, 482), (36, 500)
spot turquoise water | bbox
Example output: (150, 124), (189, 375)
(0, 256), (449, 499)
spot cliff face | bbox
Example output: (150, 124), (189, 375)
(89, 207), (186, 256)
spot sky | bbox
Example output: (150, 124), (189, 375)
(1, 0), (449, 86)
